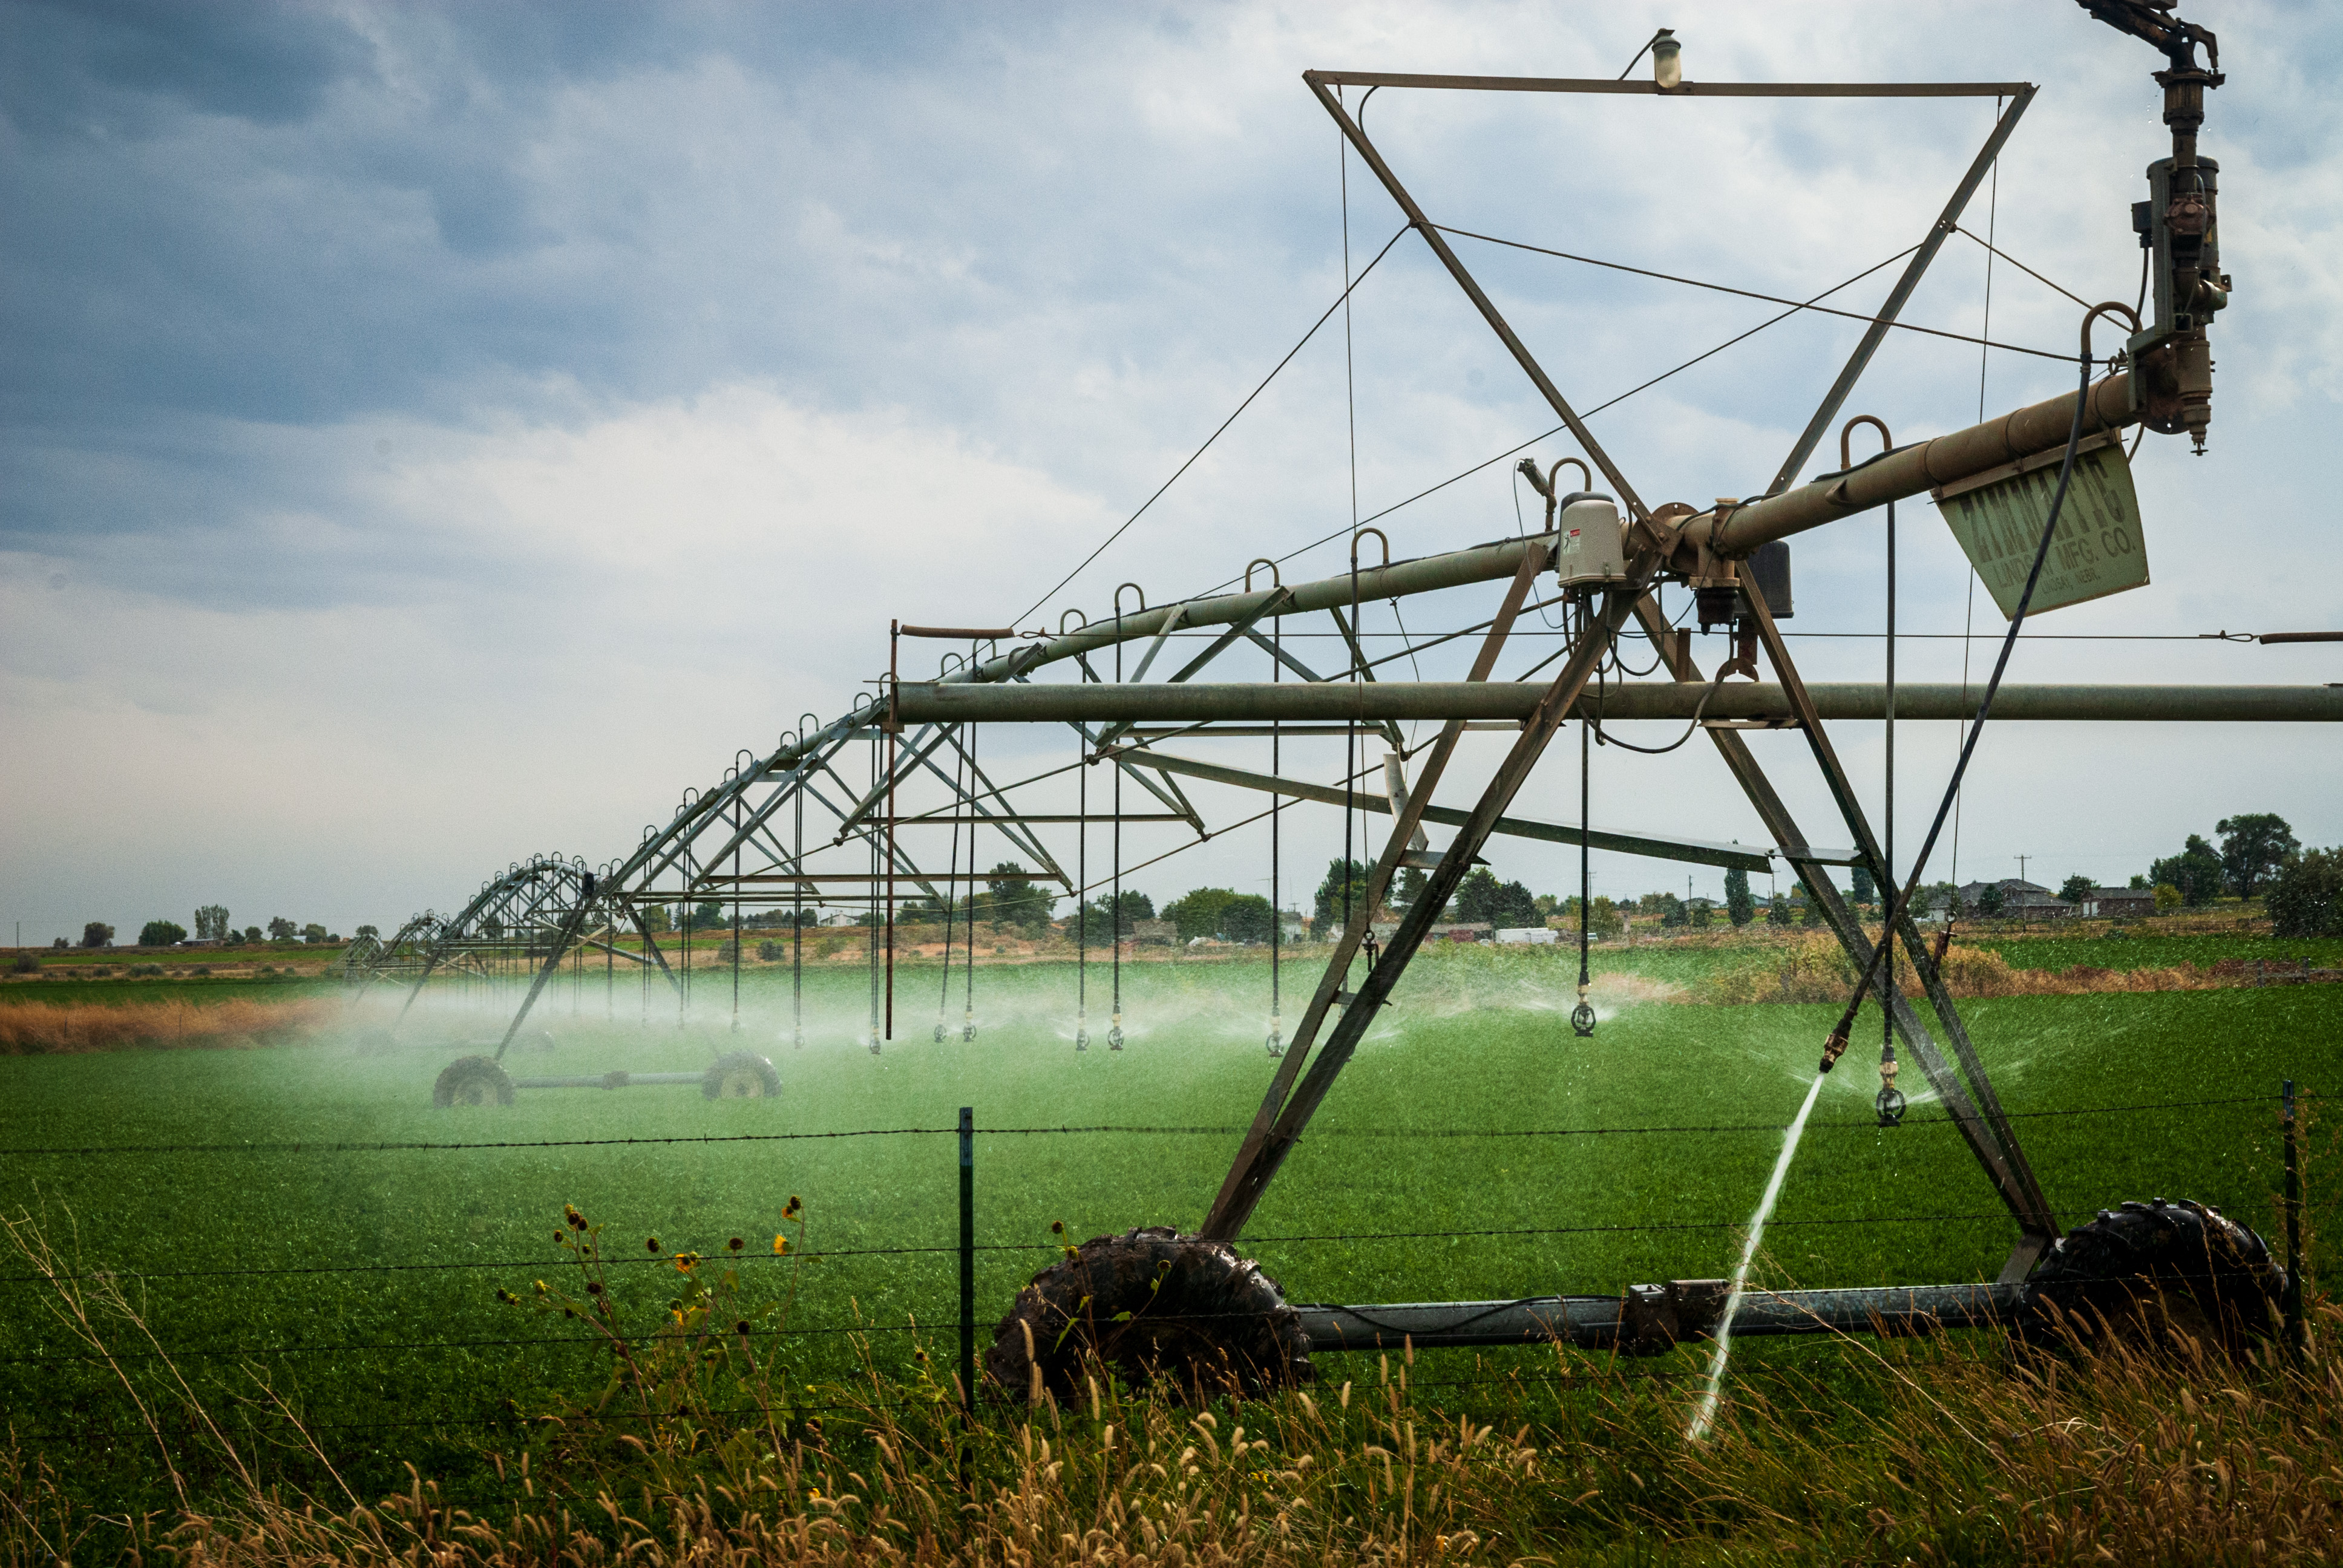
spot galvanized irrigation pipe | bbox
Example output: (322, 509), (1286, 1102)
(894, 681), (2343, 725)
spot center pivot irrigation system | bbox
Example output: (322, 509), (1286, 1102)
(352, 7), (2316, 1382)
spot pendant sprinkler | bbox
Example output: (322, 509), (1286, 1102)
(1875, 1050), (1906, 1125)
(1571, 718), (1596, 1037)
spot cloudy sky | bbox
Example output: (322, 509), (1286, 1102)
(3, 0), (2337, 943)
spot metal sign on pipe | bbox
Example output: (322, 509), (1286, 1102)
(1934, 431), (2150, 618)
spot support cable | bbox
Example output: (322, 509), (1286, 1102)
(1435, 224), (2068, 360)
(1015, 223), (1411, 623)
(1197, 244), (1927, 598)
(1952, 108), (2000, 891)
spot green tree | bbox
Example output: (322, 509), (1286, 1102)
(139, 919), (186, 947)
(1657, 893), (1688, 928)
(2216, 813), (2298, 900)
(266, 916), (297, 941)
(1976, 883), (2005, 918)
(1766, 891), (1795, 926)
(241, 926), (261, 943)
(1076, 890), (1153, 943)
(2127, 874), (2149, 890)
(1689, 901), (1713, 928)
(1391, 866), (1430, 913)
(2150, 834), (2224, 907)
(1164, 886), (1239, 942)
(80, 921), (114, 949)
(1724, 867), (1754, 927)
(1312, 858), (1374, 935)
(1489, 880), (1541, 929)
(1564, 895), (1624, 938)
(355, 924), (380, 941)
(1850, 864), (1876, 907)
(1217, 893), (1276, 944)
(194, 904), (231, 941)
(2057, 874), (2095, 906)
(1454, 867), (1504, 925)
(984, 862), (1055, 929)
(301, 923), (329, 944)
(2267, 848), (2342, 938)
(2152, 882), (2182, 912)
(689, 901), (725, 932)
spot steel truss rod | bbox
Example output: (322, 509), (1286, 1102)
(1768, 87), (2035, 496)
(1303, 71), (2032, 99)
(1323, 606), (1407, 751)
(1295, 1281), (2020, 1353)
(1731, 563), (2058, 1256)
(926, 730), (1080, 882)
(1631, 592), (2056, 1272)
(1305, 74), (1646, 519)
(1096, 589), (1297, 749)
(1203, 538), (1578, 1241)
(896, 681), (2342, 725)
(1104, 745), (1801, 871)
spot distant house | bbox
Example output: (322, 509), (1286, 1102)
(2078, 886), (2156, 919)
(1495, 927), (1558, 946)
(1129, 919), (1175, 945)
(1953, 879), (2075, 918)
(1369, 922), (1492, 943)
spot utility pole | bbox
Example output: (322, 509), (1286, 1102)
(2014, 854), (2030, 886)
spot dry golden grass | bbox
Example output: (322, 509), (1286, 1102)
(1702, 932), (2235, 1005)
(3, 1198), (2335, 1566)
(0, 996), (336, 1054)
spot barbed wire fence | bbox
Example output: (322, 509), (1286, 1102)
(0, 1086), (2322, 1449)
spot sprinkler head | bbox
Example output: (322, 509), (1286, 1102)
(1875, 1054), (1903, 1125)
(1108, 1011), (1124, 1051)
(932, 1021), (947, 1043)
(1571, 1002), (1597, 1037)
(1818, 1024), (1850, 1074)
(962, 1020), (977, 1043)
(1075, 1011), (1089, 1052)
(1266, 1013), (1283, 1057)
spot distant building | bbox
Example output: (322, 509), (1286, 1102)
(1495, 927), (1558, 946)
(1129, 919), (1175, 944)
(2078, 886), (2156, 919)
(1370, 922), (1492, 943)
(1953, 879), (2075, 918)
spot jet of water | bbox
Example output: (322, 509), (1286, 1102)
(1685, 1068), (1829, 1443)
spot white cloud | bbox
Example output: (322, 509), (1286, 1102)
(4, 0), (2339, 942)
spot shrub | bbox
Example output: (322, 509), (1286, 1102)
(2267, 847), (2342, 938)
(8, 953), (38, 975)
(80, 922), (114, 949)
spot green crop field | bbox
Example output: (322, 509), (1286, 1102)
(1979, 931), (2343, 974)
(2, 946), (2333, 1514)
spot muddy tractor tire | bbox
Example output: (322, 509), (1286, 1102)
(703, 1051), (782, 1100)
(2016, 1198), (2284, 1354)
(986, 1226), (1311, 1403)
(433, 1055), (516, 1108)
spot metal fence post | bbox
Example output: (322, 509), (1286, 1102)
(2282, 1080), (2305, 1361)
(959, 1105), (976, 1435)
